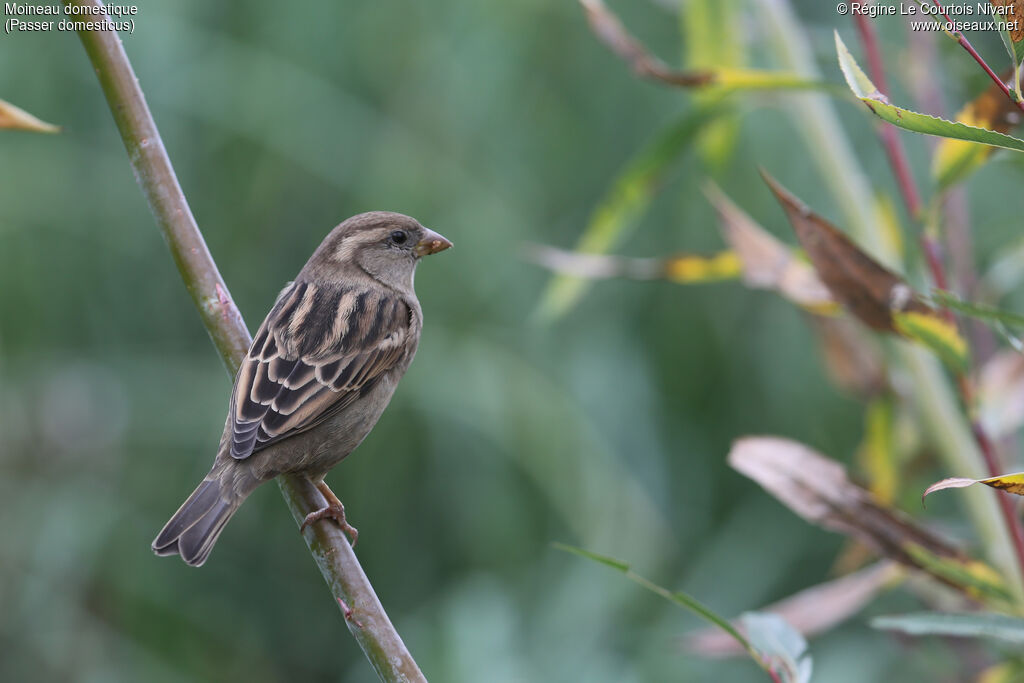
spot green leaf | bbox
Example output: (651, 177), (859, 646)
(872, 612), (1024, 644)
(901, 543), (1013, 604)
(554, 543), (814, 682)
(932, 290), (1024, 329)
(536, 106), (719, 320)
(552, 542), (629, 572)
(892, 310), (969, 373)
(835, 32), (1024, 153)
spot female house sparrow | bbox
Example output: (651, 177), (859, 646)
(153, 212), (451, 566)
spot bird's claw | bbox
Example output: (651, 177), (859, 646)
(300, 503), (359, 546)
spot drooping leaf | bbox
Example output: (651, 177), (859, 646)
(0, 98), (60, 133)
(705, 183), (837, 314)
(901, 543), (1012, 603)
(524, 244), (741, 284)
(872, 611), (1024, 644)
(761, 171), (969, 369)
(761, 170), (920, 331)
(932, 69), (1021, 189)
(924, 472), (1024, 501)
(536, 107), (718, 320)
(835, 32), (1024, 153)
(931, 290), (1024, 329)
(579, 0), (823, 93)
(728, 437), (1010, 601)
(663, 251), (742, 283)
(685, 562), (900, 658)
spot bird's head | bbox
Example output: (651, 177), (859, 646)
(302, 211), (452, 291)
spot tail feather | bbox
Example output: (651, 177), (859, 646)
(153, 478), (240, 567)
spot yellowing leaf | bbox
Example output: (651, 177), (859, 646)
(873, 194), (904, 263)
(0, 98), (59, 133)
(713, 67), (823, 91)
(761, 170), (924, 331)
(762, 172), (969, 369)
(892, 310), (969, 372)
(536, 107), (718, 320)
(704, 183), (837, 313)
(858, 399), (898, 503)
(664, 251), (741, 282)
(924, 472), (1024, 500)
(835, 32), (1024, 153)
(933, 71), (1021, 189)
(902, 544), (1012, 603)
(525, 244), (742, 286)
(977, 660), (1024, 683)
(581, 0), (823, 93)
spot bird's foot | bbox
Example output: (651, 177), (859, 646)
(300, 503), (359, 546)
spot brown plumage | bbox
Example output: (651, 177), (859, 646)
(153, 212), (451, 566)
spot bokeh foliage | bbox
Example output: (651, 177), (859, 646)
(4, 1), (1024, 681)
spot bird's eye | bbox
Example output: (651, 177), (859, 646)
(389, 230), (408, 245)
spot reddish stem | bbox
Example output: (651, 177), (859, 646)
(853, 13), (924, 219)
(928, 0), (1024, 113)
(972, 420), (1024, 579)
(853, 14), (951, 317)
(855, 9), (1024, 586)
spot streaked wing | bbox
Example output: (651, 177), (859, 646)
(228, 281), (412, 459)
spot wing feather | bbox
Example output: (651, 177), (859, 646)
(227, 281), (413, 460)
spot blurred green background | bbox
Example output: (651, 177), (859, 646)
(3, 1), (1023, 681)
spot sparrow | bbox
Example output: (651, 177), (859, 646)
(153, 211), (452, 566)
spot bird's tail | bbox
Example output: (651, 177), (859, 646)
(152, 475), (246, 567)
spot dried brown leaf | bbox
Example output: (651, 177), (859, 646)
(704, 183), (835, 313)
(684, 562), (901, 657)
(0, 98), (59, 133)
(992, 0), (1024, 42)
(962, 67), (1021, 134)
(760, 170), (929, 332)
(728, 437), (978, 588)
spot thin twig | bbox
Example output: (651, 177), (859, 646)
(61, 2), (426, 681)
(852, 9), (1024, 590)
(924, 0), (1024, 113)
(578, 0), (713, 87)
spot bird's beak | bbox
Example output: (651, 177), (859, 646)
(414, 228), (453, 256)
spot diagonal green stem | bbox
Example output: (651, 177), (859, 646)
(61, 2), (426, 680)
